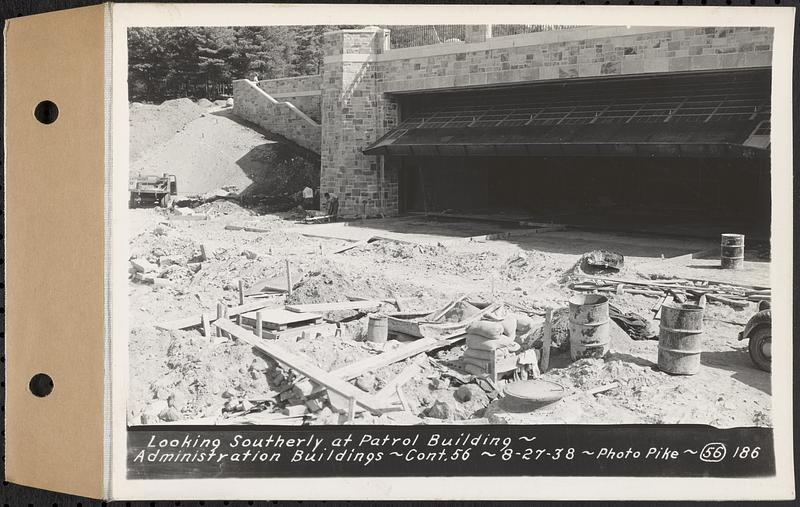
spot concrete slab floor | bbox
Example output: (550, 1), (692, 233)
(290, 216), (771, 287)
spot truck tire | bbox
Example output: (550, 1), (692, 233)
(748, 326), (771, 372)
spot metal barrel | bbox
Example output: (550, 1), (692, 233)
(366, 314), (388, 343)
(568, 294), (610, 360)
(720, 233), (745, 269)
(658, 303), (704, 375)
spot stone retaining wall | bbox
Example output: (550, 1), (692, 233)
(232, 79), (321, 154)
(257, 75), (322, 122)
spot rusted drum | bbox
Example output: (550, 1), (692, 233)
(568, 294), (610, 360)
(658, 303), (704, 375)
(720, 233), (745, 269)
(366, 314), (388, 343)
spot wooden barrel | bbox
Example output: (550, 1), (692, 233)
(568, 294), (610, 360)
(366, 314), (388, 343)
(658, 303), (704, 375)
(720, 233), (745, 269)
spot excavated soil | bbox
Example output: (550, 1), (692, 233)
(129, 99), (318, 197)
(128, 207), (772, 428)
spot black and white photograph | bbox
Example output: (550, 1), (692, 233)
(127, 21), (774, 429)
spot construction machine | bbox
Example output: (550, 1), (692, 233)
(129, 173), (177, 208)
(738, 300), (771, 372)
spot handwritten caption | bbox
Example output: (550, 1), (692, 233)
(132, 431), (763, 467)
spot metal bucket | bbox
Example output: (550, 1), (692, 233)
(658, 303), (704, 375)
(568, 294), (610, 360)
(366, 314), (388, 343)
(720, 233), (745, 269)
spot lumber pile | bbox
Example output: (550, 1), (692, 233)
(569, 276), (770, 309)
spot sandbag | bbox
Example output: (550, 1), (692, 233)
(466, 334), (518, 351)
(501, 315), (517, 338)
(466, 320), (505, 339)
(463, 347), (510, 361)
(461, 356), (492, 369)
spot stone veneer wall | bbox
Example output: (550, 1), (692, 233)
(232, 79), (321, 153)
(257, 75), (322, 122)
(320, 28), (398, 216)
(375, 26), (774, 93)
(299, 26), (773, 216)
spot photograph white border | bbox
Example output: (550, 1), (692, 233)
(109, 3), (795, 500)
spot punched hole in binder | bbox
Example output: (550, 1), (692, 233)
(33, 100), (58, 124)
(29, 373), (54, 397)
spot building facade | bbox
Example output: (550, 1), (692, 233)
(234, 25), (773, 229)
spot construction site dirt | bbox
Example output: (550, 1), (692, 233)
(127, 201), (771, 428)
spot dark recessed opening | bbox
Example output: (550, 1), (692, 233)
(34, 100), (59, 125)
(29, 373), (54, 397)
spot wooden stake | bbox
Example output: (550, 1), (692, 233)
(216, 303), (225, 337)
(347, 397), (357, 423)
(201, 313), (211, 338)
(541, 308), (553, 373)
(200, 244), (208, 262)
(285, 259), (293, 297)
(238, 279), (245, 305)
(255, 311), (263, 339)
(222, 304), (230, 338)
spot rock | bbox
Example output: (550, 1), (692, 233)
(455, 384), (487, 404)
(355, 373), (375, 393)
(225, 98), (234, 107)
(142, 400), (168, 423)
(140, 413), (159, 424)
(155, 387), (170, 400)
(242, 250), (259, 260)
(158, 407), (181, 422)
(158, 255), (186, 267)
(241, 400), (253, 411)
(429, 377), (450, 390)
(131, 258), (157, 273)
(167, 391), (188, 410)
(250, 369), (262, 380)
(153, 225), (168, 236)
(425, 400), (454, 420)
(173, 206), (194, 216)
(221, 389), (237, 399)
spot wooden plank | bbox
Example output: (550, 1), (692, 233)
(373, 363), (420, 403)
(541, 308), (552, 373)
(214, 319), (383, 413)
(286, 300), (384, 313)
(330, 338), (438, 381)
(241, 308), (322, 327)
(260, 322), (337, 341)
(155, 300), (273, 331)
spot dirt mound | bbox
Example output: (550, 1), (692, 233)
(287, 258), (446, 312)
(130, 106), (319, 198)
(129, 98), (205, 162)
(193, 199), (254, 218)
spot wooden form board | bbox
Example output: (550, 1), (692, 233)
(240, 309), (322, 330)
(214, 320), (383, 413)
(285, 300), (383, 313)
(155, 300), (275, 331)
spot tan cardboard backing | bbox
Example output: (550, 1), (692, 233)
(5, 4), (106, 498)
